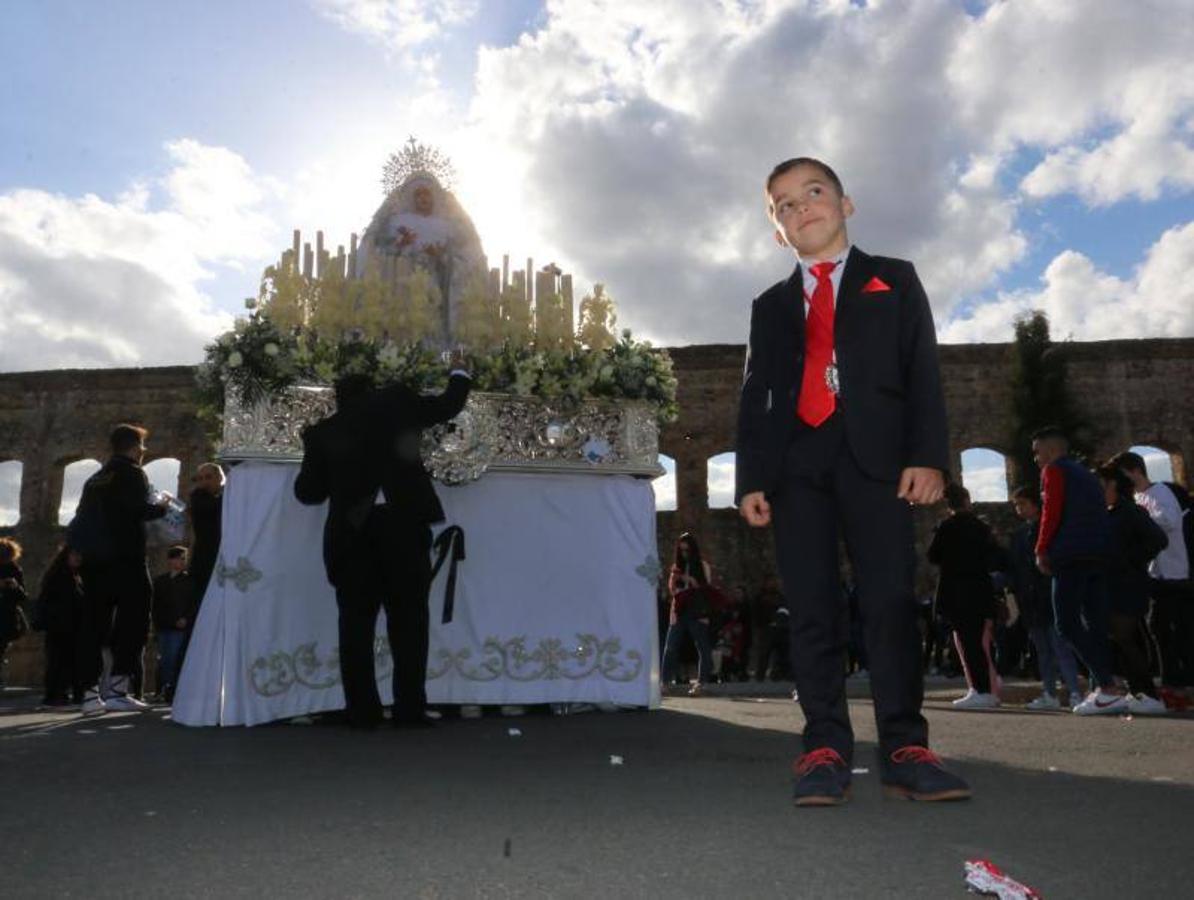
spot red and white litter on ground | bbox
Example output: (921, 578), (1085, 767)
(964, 859), (1042, 900)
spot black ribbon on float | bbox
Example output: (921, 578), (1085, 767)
(431, 525), (466, 624)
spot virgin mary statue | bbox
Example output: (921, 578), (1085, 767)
(355, 169), (486, 347)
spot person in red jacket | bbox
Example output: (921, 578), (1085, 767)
(1032, 427), (1126, 715)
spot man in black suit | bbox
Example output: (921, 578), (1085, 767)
(736, 158), (969, 805)
(295, 365), (470, 729)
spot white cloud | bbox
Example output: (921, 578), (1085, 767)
(941, 221), (1194, 343)
(962, 465), (1008, 503)
(708, 452), (735, 509)
(446, 0), (1194, 343)
(58, 460), (100, 525)
(653, 470), (676, 511)
(961, 448), (1010, 503)
(463, 0), (1040, 342)
(311, 0), (478, 49)
(0, 140), (280, 370)
(0, 461), (21, 526)
(947, 0), (1194, 207)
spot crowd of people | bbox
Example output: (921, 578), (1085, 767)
(928, 429), (1191, 715)
(658, 535), (795, 694)
(658, 429), (1193, 719)
(0, 424), (224, 711)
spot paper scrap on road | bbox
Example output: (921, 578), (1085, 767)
(610, 755), (624, 766)
(963, 859), (1041, 899)
(851, 767), (869, 775)
(507, 728), (522, 737)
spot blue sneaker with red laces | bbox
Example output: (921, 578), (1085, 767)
(792, 747), (851, 807)
(881, 746), (971, 802)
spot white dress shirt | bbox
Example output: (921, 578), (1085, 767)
(798, 245), (852, 314)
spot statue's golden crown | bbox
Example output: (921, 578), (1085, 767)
(381, 136), (456, 195)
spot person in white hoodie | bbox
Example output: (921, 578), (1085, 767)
(1111, 451), (1193, 692)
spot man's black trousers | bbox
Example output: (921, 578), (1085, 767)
(334, 506), (433, 726)
(1151, 579), (1194, 688)
(770, 414), (928, 763)
(78, 560), (152, 688)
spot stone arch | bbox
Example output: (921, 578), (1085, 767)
(144, 456), (183, 498)
(1129, 444), (1182, 485)
(654, 454), (677, 512)
(707, 451), (736, 509)
(58, 458), (102, 526)
(961, 447), (1011, 502)
(0, 460), (21, 526)
(658, 432), (710, 526)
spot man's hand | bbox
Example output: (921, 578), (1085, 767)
(897, 467), (944, 506)
(1035, 553), (1052, 576)
(447, 348), (469, 371)
(739, 491), (772, 527)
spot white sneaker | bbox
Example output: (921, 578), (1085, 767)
(103, 693), (150, 711)
(951, 689), (976, 706)
(1069, 691), (1088, 711)
(80, 689), (106, 715)
(102, 676), (149, 712)
(1026, 693), (1061, 711)
(1126, 693), (1167, 716)
(953, 691), (1000, 710)
(1073, 690), (1129, 716)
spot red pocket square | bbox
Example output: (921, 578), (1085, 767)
(862, 276), (891, 293)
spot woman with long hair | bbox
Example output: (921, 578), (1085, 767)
(661, 532), (715, 695)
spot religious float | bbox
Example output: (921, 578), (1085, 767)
(173, 141), (675, 726)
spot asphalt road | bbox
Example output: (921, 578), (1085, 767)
(2, 685), (1191, 899)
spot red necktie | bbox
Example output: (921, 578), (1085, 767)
(796, 260), (838, 427)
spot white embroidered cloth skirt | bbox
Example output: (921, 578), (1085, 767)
(172, 462), (661, 726)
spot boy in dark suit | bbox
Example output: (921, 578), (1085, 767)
(736, 158), (969, 805)
(295, 365), (470, 729)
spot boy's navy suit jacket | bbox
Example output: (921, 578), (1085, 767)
(735, 245), (949, 502)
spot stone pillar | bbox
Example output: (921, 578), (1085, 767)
(674, 448), (709, 530)
(1004, 454), (1027, 492)
(946, 448), (964, 486)
(1172, 443), (1190, 488)
(18, 455), (63, 527)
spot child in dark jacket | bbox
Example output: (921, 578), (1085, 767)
(150, 546), (196, 703)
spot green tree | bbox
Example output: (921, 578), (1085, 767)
(1007, 310), (1093, 490)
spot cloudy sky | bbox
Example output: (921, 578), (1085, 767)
(3, 0), (1193, 373)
